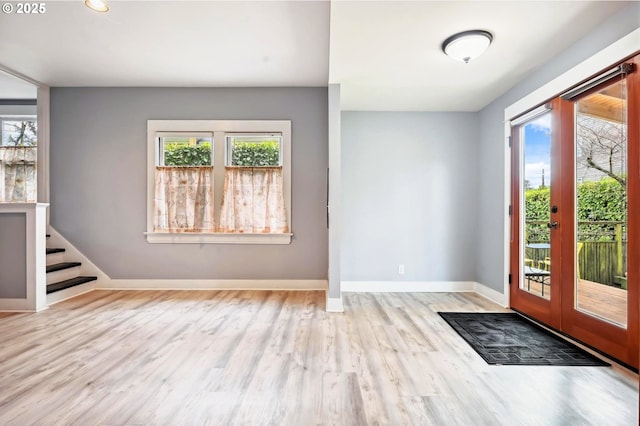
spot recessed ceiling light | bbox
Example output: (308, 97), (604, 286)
(85, 0), (109, 13)
(442, 30), (493, 64)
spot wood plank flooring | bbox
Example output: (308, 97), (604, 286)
(0, 290), (637, 425)
(524, 278), (628, 326)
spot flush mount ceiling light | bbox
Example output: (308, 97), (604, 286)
(85, 0), (109, 12)
(441, 30), (493, 64)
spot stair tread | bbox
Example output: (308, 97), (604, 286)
(46, 262), (81, 273)
(46, 248), (65, 255)
(47, 276), (97, 294)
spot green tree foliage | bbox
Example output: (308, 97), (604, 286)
(524, 187), (551, 242)
(231, 141), (280, 166)
(164, 142), (211, 166)
(576, 179), (626, 222)
(525, 188), (550, 222)
(163, 141), (281, 167)
(577, 178), (626, 241)
(525, 177), (626, 242)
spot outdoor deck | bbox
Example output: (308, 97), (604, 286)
(524, 277), (627, 326)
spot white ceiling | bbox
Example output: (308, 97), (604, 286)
(0, 1), (631, 111)
(330, 1), (629, 111)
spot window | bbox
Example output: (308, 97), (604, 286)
(1, 117), (37, 146)
(154, 133), (214, 233)
(146, 120), (292, 244)
(0, 116), (37, 202)
(220, 134), (287, 235)
(160, 135), (213, 167)
(226, 135), (282, 166)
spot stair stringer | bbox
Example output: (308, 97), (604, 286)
(46, 226), (111, 304)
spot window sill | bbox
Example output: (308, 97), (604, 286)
(145, 232), (292, 245)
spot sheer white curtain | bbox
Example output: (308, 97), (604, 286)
(219, 166), (288, 233)
(154, 166), (214, 232)
(0, 147), (37, 202)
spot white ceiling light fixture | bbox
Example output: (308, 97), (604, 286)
(442, 30), (493, 64)
(85, 0), (109, 12)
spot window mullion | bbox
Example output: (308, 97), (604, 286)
(213, 131), (226, 230)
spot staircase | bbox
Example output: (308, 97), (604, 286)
(46, 234), (97, 300)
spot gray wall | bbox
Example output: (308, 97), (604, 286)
(327, 85), (342, 298)
(50, 87), (328, 280)
(475, 2), (640, 292)
(0, 105), (37, 115)
(341, 112), (478, 282)
(0, 213), (27, 298)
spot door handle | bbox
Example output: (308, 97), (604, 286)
(547, 221), (559, 229)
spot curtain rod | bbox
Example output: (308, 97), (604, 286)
(561, 63), (634, 101)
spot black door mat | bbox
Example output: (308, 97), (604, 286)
(438, 312), (610, 366)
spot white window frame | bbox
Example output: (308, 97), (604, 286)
(146, 120), (292, 244)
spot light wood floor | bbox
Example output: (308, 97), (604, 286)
(0, 290), (637, 425)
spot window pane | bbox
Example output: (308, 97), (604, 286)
(0, 117), (37, 202)
(575, 79), (627, 328)
(227, 135), (282, 166)
(2, 119), (37, 146)
(161, 136), (212, 166)
(520, 111), (552, 300)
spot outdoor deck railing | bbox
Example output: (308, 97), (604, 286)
(525, 220), (626, 288)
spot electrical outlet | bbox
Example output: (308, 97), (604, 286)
(398, 264), (405, 275)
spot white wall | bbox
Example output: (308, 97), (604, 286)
(475, 2), (640, 293)
(341, 112), (479, 284)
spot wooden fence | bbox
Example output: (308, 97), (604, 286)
(579, 241), (627, 288)
(526, 221), (626, 288)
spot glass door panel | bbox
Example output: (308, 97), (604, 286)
(574, 79), (628, 328)
(520, 112), (553, 300)
(512, 55), (639, 368)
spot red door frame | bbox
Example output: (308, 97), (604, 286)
(510, 54), (639, 368)
(509, 97), (563, 331)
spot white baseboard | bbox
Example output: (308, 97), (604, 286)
(473, 282), (508, 307)
(326, 296), (344, 313)
(340, 280), (508, 308)
(341, 281), (476, 293)
(101, 279), (328, 291)
(0, 299), (48, 312)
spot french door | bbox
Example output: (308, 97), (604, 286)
(510, 54), (639, 368)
